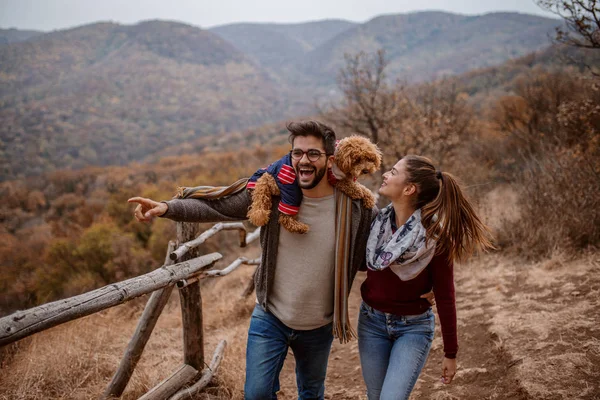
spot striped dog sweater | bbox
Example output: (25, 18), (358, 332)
(247, 153), (302, 216)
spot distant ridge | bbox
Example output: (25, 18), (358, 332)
(0, 20), (289, 180)
(0, 11), (561, 180)
(210, 19), (357, 69)
(0, 28), (44, 44)
(298, 11), (560, 82)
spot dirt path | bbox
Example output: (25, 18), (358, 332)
(273, 254), (600, 400)
(2, 253), (598, 399)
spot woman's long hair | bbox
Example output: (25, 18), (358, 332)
(403, 155), (495, 261)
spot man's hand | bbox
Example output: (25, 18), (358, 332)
(441, 357), (457, 384)
(128, 197), (168, 222)
(420, 291), (435, 306)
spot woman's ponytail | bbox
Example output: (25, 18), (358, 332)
(404, 155), (495, 261)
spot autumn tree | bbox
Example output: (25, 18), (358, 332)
(537, 0), (600, 74)
(489, 69), (600, 253)
(319, 50), (474, 172)
(318, 50), (407, 173)
(401, 79), (473, 166)
(537, 0), (600, 49)
(490, 69), (579, 160)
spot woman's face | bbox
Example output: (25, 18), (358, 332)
(379, 159), (413, 200)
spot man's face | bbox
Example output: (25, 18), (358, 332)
(291, 136), (330, 190)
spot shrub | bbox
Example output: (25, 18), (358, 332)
(494, 76), (600, 256)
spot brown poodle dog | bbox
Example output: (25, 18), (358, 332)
(247, 172), (311, 234)
(329, 135), (382, 210)
(247, 135), (381, 234)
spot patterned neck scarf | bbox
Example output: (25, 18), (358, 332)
(366, 205), (435, 281)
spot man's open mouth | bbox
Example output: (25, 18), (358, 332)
(298, 167), (315, 179)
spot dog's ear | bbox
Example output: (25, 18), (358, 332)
(369, 144), (383, 170)
(334, 140), (353, 173)
(361, 162), (376, 175)
(337, 135), (383, 176)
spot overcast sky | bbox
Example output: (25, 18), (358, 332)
(0, 0), (556, 31)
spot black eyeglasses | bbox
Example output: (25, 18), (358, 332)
(290, 149), (328, 162)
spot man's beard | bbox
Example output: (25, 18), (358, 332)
(296, 163), (327, 190)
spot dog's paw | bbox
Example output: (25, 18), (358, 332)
(279, 214), (309, 234)
(248, 208), (270, 226)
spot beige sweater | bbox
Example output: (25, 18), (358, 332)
(268, 194), (336, 330)
(163, 189), (375, 323)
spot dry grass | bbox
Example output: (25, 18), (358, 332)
(0, 247), (259, 400)
(3, 251), (599, 399)
(2, 185), (600, 399)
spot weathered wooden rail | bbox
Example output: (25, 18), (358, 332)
(0, 221), (261, 399)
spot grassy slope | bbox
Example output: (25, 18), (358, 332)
(1, 188), (598, 399)
(0, 21), (288, 181)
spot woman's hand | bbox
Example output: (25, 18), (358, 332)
(441, 357), (456, 384)
(128, 197), (168, 222)
(420, 291), (435, 306)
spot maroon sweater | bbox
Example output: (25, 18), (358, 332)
(360, 251), (458, 358)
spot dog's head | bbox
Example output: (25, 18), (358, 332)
(333, 135), (382, 180)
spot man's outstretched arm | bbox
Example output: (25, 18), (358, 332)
(128, 189), (252, 224)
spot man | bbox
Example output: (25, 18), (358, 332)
(129, 120), (375, 400)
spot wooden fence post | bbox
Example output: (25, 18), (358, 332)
(103, 241), (177, 399)
(177, 222), (204, 370)
(138, 364), (199, 400)
(0, 253), (222, 347)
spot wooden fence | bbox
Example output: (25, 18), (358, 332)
(0, 221), (261, 399)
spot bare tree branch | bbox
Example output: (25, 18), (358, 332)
(536, 0), (600, 49)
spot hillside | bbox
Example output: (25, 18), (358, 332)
(149, 43), (592, 160)
(0, 28), (43, 44)
(301, 12), (560, 82)
(0, 12), (562, 182)
(0, 21), (292, 181)
(1, 21), (249, 94)
(210, 19), (356, 72)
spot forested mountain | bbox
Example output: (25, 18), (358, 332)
(151, 44), (596, 160)
(210, 12), (559, 84)
(299, 12), (560, 82)
(0, 21), (290, 180)
(0, 28), (43, 44)
(0, 12), (561, 181)
(1, 38), (598, 315)
(210, 19), (356, 71)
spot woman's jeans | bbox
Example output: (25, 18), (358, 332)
(358, 302), (435, 400)
(244, 304), (334, 400)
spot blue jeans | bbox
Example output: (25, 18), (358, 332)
(358, 302), (435, 400)
(244, 304), (334, 400)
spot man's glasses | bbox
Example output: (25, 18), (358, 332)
(290, 149), (328, 162)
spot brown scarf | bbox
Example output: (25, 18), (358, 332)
(333, 189), (356, 343)
(177, 178), (355, 343)
(175, 178), (249, 199)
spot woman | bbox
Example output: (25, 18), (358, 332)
(358, 155), (494, 400)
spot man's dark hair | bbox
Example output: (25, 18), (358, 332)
(287, 120), (336, 155)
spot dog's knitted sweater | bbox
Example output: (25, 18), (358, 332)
(247, 153), (301, 216)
